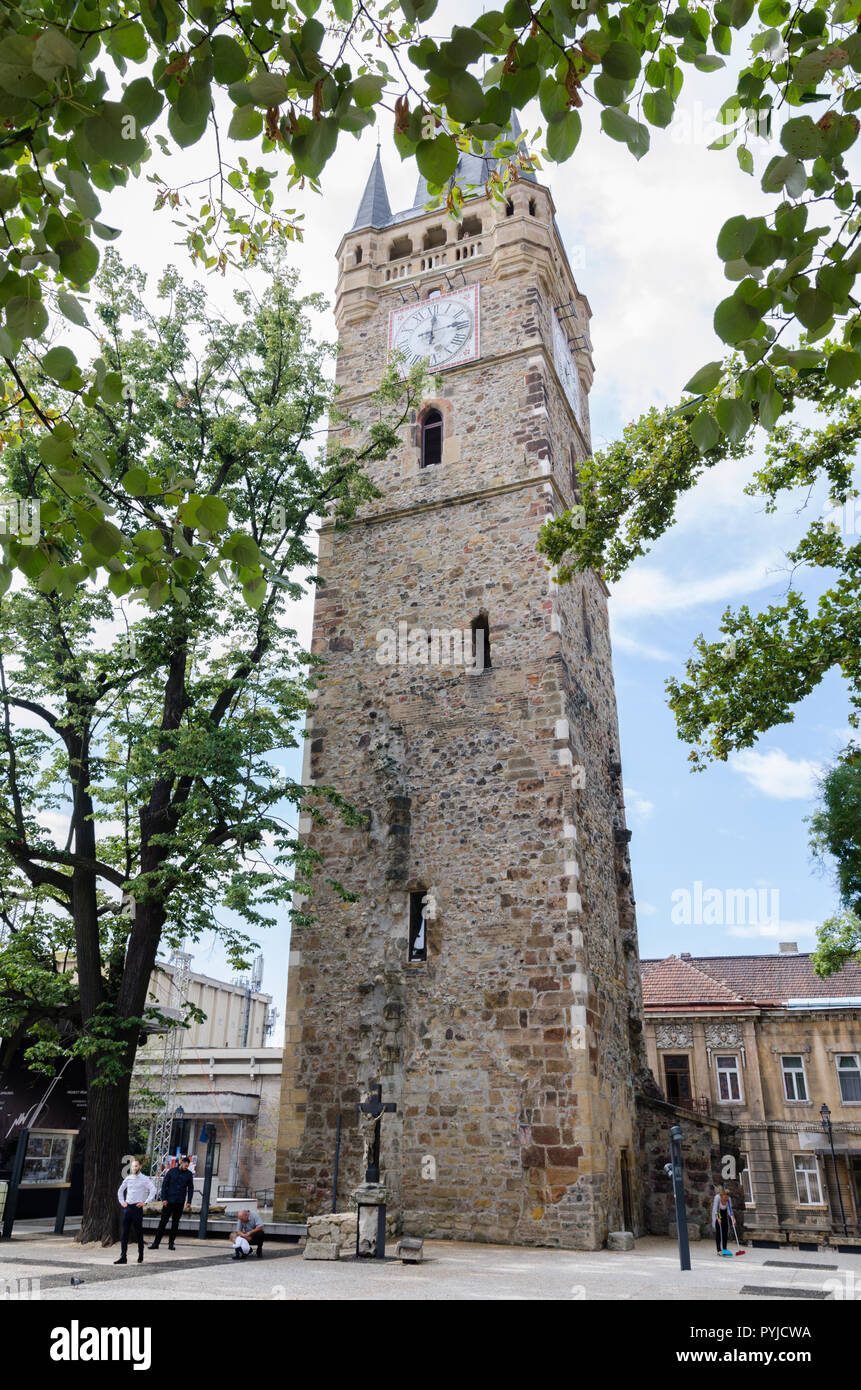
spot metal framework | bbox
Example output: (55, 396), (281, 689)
(149, 950), (192, 1174)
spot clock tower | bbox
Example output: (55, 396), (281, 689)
(274, 136), (648, 1249)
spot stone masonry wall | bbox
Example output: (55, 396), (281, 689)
(275, 177), (648, 1249)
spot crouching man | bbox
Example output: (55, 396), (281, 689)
(229, 1207), (264, 1259)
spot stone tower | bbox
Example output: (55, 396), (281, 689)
(274, 137), (648, 1249)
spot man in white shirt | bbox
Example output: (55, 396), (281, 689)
(115, 1159), (156, 1264)
(229, 1207), (264, 1259)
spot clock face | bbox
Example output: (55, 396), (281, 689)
(388, 285), (480, 372)
(552, 313), (584, 431)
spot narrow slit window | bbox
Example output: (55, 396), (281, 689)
(408, 890), (428, 962)
(421, 409), (443, 468)
(505, 199), (514, 217)
(355, 245), (363, 264)
(528, 198), (537, 216)
(470, 613), (491, 670)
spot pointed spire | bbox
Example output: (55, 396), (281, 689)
(351, 146), (392, 231)
(411, 112), (536, 212)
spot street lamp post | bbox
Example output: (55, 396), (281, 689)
(820, 1103), (848, 1238)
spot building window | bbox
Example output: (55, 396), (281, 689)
(505, 199), (514, 217)
(355, 245), (363, 264)
(408, 890), (428, 962)
(794, 1154), (823, 1205)
(528, 197), (536, 216)
(570, 451), (581, 504)
(389, 235), (412, 261)
(470, 612), (491, 671)
(740, 1152), (754, 1206)
(837, 1054), (861, 1103)
(715, 1055), (742, 1103)
(663, 1054), (692, 1107)
(581, 588), (592, 654)
(459, 214), (482, 239)
(782, 1055), (808, 1102)
(421, 408), (443, 468)
(427, 287), (441, 299)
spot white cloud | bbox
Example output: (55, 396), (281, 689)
(625, 787), (655, 823)
(730, 749), (823, 801)
(727, 917), (819, 941)
(609, 552), (784, 621)
(611, 628), (677, 663)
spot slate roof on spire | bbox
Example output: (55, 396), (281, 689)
(351, 145), (392, 231)
(406, 110), (536, 221)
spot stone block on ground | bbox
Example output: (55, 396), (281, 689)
(606, 1230), (634, 1251)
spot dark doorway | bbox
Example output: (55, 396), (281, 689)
(663, 1054), (692, 1107)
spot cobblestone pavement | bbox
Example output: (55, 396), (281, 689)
(0, 1233), (856, 1300)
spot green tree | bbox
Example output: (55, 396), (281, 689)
(0, 248), (424, 1242)
(809, 749), (861, 973)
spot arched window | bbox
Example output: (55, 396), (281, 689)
(471, 612), (491, 670)
(581, 588), (592, 654)
(421, 408), (443, 468)
(423, 225), (446, 251)
(355, 245), (363, 264)
(528, 197), (537, 216)
(459, 215), (482, 240)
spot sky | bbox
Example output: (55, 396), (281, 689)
(39, 5), (858, 1032)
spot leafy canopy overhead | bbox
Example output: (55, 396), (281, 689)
(2, 0), (861, 613)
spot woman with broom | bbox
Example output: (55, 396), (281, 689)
(712, 1186), (734, 1256)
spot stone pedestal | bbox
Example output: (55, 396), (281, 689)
(606, 1230), (635, 1252)
(352, 1182), (387, 1258)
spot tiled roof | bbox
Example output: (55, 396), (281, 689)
(642, 952), (861, 1007)
(641, 955), (745, 1006)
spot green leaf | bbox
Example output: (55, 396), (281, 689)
(416, 133), (458, 185)
(826, 349), (861, 387)
(225, 532), (261, 568)
(795, 287), (832, 330)
(242, 576), (267, 609)
(642, 90), (674, 128)
(61, 168), (101, 220)
(446, 70), (485, 122)
(715, 395), (753, 442)
(196, 494), (229, 532)
(228, 106), (262, 140)
(684, 361), (723, 393)
(123, 78), (164, 127)
(290, 117), (338, 177)
(694, 54), (726, 71)
(794, 47), (849, 84)
(690, 410), (720, 452)
(713, 294), (761, 344)
(716, 215), (758, 261)
(780, 116), (824, 160)
(57, 236), (99, 285)
(82, 103), (147, 165)
(602, 41), (640, 80)
(737, 145), (754, 175)
(245, 72), (289, 106)
(5, 296), (48, 340)
(121, 468), (151, 496)
(32, 29), (80, 81)
(758, 387), (783, 430)
(546, 110), (581, 162)
(148, 580), (171, 609)
(42, 347), (78, 382)
(89, 520), (126, 557)
(600, 107), (649, 159)
(212, 35), (250, 84)
(333, 0), (352, 18)
(352, 74), (386, 108)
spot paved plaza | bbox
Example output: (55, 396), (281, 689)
(0, 1231), (856, 1301)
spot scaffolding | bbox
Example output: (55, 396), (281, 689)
(148, 949), (192, 1175)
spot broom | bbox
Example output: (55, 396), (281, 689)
(730, 1211), (746, 1255)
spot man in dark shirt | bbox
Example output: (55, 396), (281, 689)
(148, 1156), (195, 1251)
